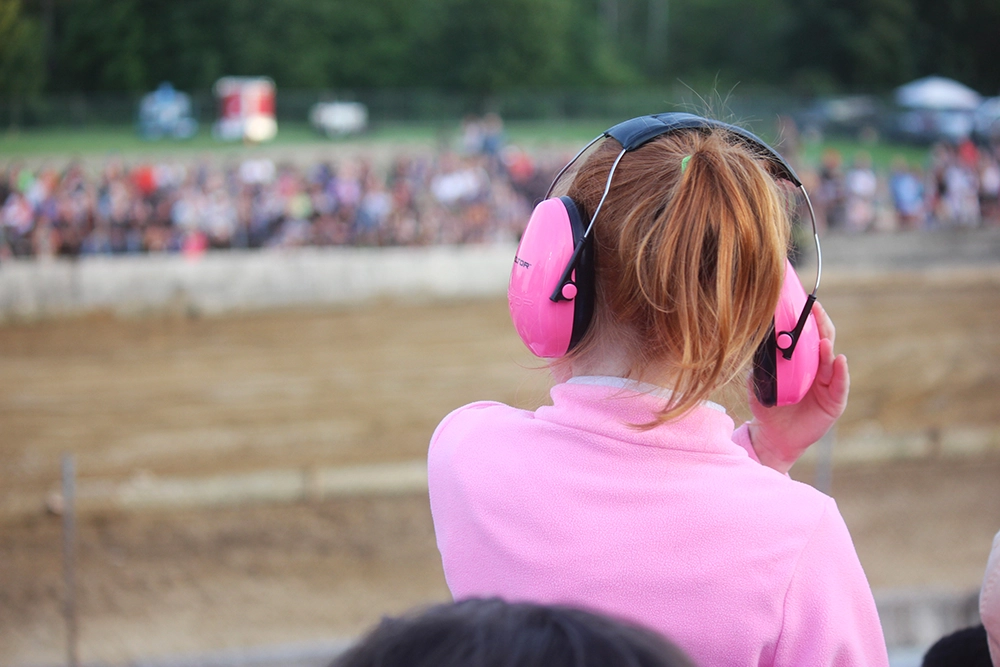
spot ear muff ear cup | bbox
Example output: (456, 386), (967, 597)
(752, 259), (821, 407)
(508, 196), (595, 358)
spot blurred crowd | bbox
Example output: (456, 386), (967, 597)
(804, 138), (1000, 233)
(3, 115), (1000, 260)
(0, 114), (557, 259)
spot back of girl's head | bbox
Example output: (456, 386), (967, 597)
(563, 126), (791, 420)
(329, 597), (697, 667)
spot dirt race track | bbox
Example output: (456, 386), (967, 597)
(2, 269), (1000, 664)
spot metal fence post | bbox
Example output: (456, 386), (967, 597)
(62, 454), (79, 667)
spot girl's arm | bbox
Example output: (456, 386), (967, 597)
(773, 501), (889, 666)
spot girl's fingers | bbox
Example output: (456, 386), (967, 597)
(830, 354), (850, 400)
(822, 354), (850, 415)
(813, 300), (836, 346)
(815, 337), (835, 385)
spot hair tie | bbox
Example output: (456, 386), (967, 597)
(680, 155), (692, 174)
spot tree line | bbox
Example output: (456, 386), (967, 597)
(2, 0), (999, 101)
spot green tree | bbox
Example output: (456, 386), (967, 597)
(35, 0), (1000, 98)
(664, 0), (791, 86)
(39, 0), (634, 94)
(783, 0), (859, 93)
(139, 0), (231, 91)
(0, 0), (46, 101)
(785, 0), (1000, 93)
(424, 0), (588, 92)
(844, 0), (915, 88)
(911, 0), (1000, 94)
(51, 0), (146, 91)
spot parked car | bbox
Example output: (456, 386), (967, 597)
(309, 101), (368, 138)
(137, 82), (198, 140)
(974, 97), (1000, 144)
(891, 108), (976, 145)
(795, 95), (882, 141)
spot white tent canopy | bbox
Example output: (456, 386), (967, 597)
(895, 76), (983, 110)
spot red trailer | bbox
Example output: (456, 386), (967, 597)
(213, 76), (277, 143)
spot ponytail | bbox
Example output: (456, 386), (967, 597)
(563, 129), (790, 422)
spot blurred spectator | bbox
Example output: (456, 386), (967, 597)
(928, 141), (980, 227)
(844, 152), (878, 232)
(459, 114), (486, 155)
(481, 112), (506, 168)
(889, 157), (927, 230)
(979, 148), (1000, 226)
(815, 148), (846, 231)
(943, 155), (982, 228)
(774, 114), (803, 174)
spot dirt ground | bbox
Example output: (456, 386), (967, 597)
(2, 272), (1000, 665)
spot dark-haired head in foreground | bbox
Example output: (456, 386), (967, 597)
(921, 624), (992, 667)
(329, 597), (697, 667)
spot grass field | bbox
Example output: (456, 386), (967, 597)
(799, 137), (932, 171)
(0, 120), (607, 157)
(0, 120), (933, 172)
(0, 122), (436, 160)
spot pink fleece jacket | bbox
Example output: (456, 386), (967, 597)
(428, 377), (888, 667)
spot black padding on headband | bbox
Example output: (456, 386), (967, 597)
(604, 113), (802, 187)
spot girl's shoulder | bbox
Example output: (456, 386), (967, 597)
(429, 400), (527, 448)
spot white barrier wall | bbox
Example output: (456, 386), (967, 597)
(0, 244), (520, 320)
(2, 229), (1000, 321)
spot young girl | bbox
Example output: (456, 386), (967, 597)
(428, 114), (889, 666)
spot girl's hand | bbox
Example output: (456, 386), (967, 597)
(747, 301), (849, 474)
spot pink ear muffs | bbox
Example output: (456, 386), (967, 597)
(751, 259), (821, 407)
(508, 196), (595, 358)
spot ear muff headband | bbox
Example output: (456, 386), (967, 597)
(605, 113), (802, 183)
(549, 113), (821, 310)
